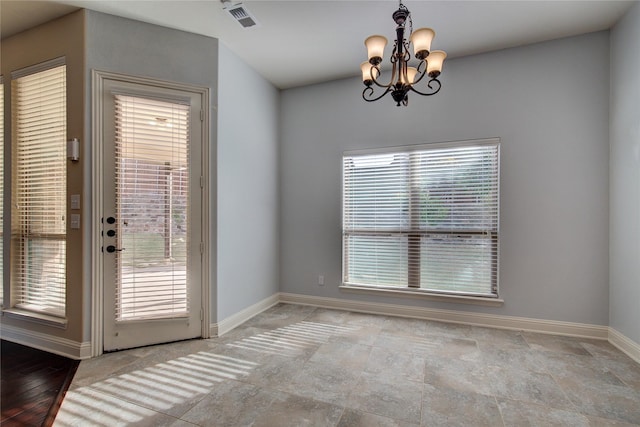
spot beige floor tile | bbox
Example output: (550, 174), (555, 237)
(338, 408), (419, 427)
(497, 398), (590, 427)
(522, 332), (591, 355)
(179, 380), (277, 427)
(365, 346), (426, 383)
(282, 360), (362, 405)
(303, 307), (351, 325)
(241, 352), (306, 389)
(425, 320), (473, 338)
(422, 384), (503, 427)
(424, 355), (495, 396)
(585, 415), (640, 426)
(347, 372), (423, 424)
(54, 387), (188, 427)
(557, 376), (640, 425)
(252, 393), (344, 427)
(381, 316), (431, 338)
(490, 365), (574, 411)
(56, 304), (640, 427)
(469, 326), (530, 351)
(309, 341), (372, 370)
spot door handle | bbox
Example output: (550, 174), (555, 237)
(106, 245), (125, 253)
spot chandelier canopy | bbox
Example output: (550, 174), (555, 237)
(361, 1), (447, 106)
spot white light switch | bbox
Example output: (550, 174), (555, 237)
(70, 214), (80, 229)
(71, 194), (80, 210)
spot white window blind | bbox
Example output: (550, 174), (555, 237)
(343, 140), (499, 297)
(11, 61), (67, 316)
(114, 94), (190, 321)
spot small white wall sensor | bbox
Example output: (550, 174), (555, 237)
(67, 138), (79, 162)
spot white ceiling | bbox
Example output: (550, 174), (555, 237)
(1, 0), (635, 89)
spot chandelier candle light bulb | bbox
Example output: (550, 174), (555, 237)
(361, 61), (379, 86)
(365, 35), (388, 65)
(410, 28), (435, 59)
(361, 1), (447, 106)
(426, 50), (447, 77)
(401, 66), (418, 84)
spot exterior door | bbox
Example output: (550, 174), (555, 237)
(101, 78), (204, 351)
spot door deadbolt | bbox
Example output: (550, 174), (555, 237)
(106, 217), (116, 224)
(106, 230), (116, 237)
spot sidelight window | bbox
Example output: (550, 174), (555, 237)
(11, 58), (67, 316)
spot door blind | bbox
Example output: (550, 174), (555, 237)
(11, 63), (67, 316)
(114, 94), (190, 321)
(343, 141), (499, 297)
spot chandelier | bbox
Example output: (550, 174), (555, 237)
(361, 1), (447, 106)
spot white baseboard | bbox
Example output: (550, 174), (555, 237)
(608, 328), (640, 364)
(210, 293), (280, 337)
(6, 292), (629, 361)
(279, 292), (609, 340)
(0, 324), (92, 360)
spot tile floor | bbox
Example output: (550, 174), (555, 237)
(54, 304), (640, 426)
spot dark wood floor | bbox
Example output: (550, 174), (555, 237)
(1, 340), (79, 427)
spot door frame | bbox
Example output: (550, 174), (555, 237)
(91, 70), (210, 357)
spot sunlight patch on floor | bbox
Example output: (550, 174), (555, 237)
(53, 351), (257, 426)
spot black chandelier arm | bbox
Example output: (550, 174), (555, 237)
(401, 40), (412, 62)
(411, 60), (428, 85)
(408, 77), (442, 96)
(369, 60), (398, 89)
(362, 85), (393, 102)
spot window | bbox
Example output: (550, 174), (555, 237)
(342, 139), (499, 298)
(11, 59), (67, 316)
(113, 94), (190, 321)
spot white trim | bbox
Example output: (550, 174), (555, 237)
(0, 324), (91, 360)
(10, 56), (65, 79)
(91, 69), (105, 358)
(2, 309), (68, 329)
(210, 293), (279, 337)
(343, 137), (501, 156)
(200, 86), (211, 339)
(278, 292), (609, 340)
(340, 285), (504, 307)
(608, 328), (640, 364)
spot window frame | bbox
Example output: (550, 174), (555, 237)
(8, 57), (67, 320)
(341, 138), (501, 303)
(0, 76), (4, 308)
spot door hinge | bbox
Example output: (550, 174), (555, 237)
(200, 309), (204, 321)
(200, 110), (204, 122)
(200, 242), (204, 254)
(200, 176), (204, 189)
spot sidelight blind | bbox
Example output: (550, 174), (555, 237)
(343, 140), (499, 297)
(114, 94), (190, 321)
(11, 60), (67, 316)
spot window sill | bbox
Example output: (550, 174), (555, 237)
(339, 285), (504, 307)
(2, 309), (68, 329)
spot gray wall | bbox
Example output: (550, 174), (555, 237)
(84, 10), (220, 328)
(610, 2), (640, 343)
(217, 43), (280, 321)
(280, 31), (610, 325)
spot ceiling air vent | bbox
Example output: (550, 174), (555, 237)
(223, 2), (259, 28)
